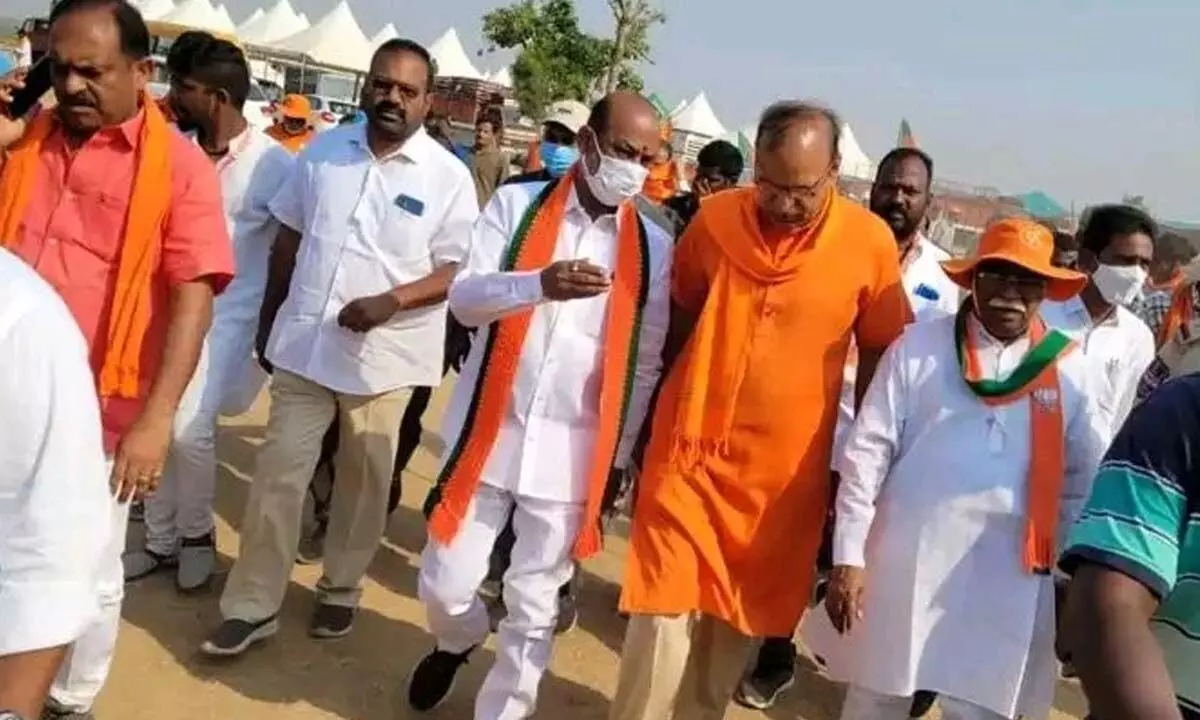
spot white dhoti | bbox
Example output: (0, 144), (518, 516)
(418, 484), (583, 720)
(144, 314), (265, 554)
(50, 460), (125, 713)
(840, 685), (1009, 720)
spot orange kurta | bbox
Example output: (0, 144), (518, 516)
(620, 188), (912, 636)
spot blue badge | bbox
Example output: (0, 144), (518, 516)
(394, 194), (425, 217)
(914, 283), (940, 301)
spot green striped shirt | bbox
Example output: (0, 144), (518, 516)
(1061, 373), (1200, 713)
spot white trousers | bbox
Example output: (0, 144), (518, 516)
(840, 686), (1009, 720)
(50, 462), (127, 712)
(144, 315), (264, 554)
(418, 484), (583, 720)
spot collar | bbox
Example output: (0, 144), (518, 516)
(348, 123), (432, 164)
(54, 107), (144, 150)
(1062, 293), (1120, 328)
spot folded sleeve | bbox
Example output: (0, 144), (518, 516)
(855, 223), (913, 351)
(162, 142), (235, 293)
(430, 171), (481, 266)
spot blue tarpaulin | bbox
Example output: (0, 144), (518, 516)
(1018, 190), (1066, 219)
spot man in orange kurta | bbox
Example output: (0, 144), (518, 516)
(611, 102), (912, 720)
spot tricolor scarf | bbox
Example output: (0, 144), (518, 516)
(426, 173), (649, 559)
(0, 96), (173, 399)
(954, 300), (1076, 574)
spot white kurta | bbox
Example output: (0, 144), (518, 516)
(804, 313), (1110, 719)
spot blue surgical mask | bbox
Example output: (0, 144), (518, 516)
(539, 141), (579, 178)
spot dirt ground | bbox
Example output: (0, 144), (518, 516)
(94, 379), (1091, 720)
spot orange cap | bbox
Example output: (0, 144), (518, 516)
(280, 94), (311, 120)
(940, 218), (1088, 301)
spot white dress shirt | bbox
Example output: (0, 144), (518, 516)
(266, 124), (479, 394)
(441, 180), (672, 504)
(832, 236), (961, 460)
(0, 249), (110, 656)
(1040, 296), (1156, 439)
(804, 313), (1109, 720)
(205, 126), (294, 324)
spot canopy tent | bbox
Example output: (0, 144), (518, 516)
(369, 22), (399, 46)
(670, 92), (726, 138)
(235, 7), (263, 30)
(211, 4), (237, 33)
(489, 66), (512, 88)
(428, 28), (483, 79)
(1018, 190), (1066, 220)
(838, 123), (874, 180)
(157, 0), (227, 32)
(238, 0), (307, 44)
(134, 0), (175, 20)
(297, 11), (309, 24)
(270, 0), (372, 72)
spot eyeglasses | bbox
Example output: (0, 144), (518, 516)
(756, 160), (835, 202)
(975, 270), (1047, 300)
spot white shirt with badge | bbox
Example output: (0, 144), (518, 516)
(832, 236), (962, 461)
(1040, 296), (1156, 439)
(440, 179), (673, 504)
(266, 124), (479, 395)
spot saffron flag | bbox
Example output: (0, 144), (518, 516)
(898, 118), (917, 148)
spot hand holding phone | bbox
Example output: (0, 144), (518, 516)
(5, 59), (52, 119)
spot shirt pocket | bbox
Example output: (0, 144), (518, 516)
(74, 189), (127, 264)
(378, 201), (434, 265)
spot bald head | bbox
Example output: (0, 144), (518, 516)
(579, 90), (662, 174)
(753, 100), (842, 228)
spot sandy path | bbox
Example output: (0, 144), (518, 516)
(93, 379), (1089, 720)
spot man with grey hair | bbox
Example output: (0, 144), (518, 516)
(610, 100), (912, 719)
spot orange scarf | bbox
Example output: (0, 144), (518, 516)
(671, 186), (836, 464)
(957, 303), (1075, 574)
(0, 97), (173, 399)
(427, 173), (648, 559)
(1157, 281), (1195, 350)
(642, 159), (677, 203)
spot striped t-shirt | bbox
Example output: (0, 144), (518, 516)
(1061, 372), (1200, 714)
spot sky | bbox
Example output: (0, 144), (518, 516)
(11, 0), (1200, 220)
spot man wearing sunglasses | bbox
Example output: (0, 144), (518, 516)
(805, 218), (1109, 720)
(662, 138), (744, 236)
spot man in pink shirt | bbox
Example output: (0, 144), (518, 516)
(0, 0), (232, 717)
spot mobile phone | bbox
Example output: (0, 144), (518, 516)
(7, 58), (53, 119)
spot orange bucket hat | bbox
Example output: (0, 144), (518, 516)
(940, 217), (1088, 302)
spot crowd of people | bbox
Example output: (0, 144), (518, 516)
(0, 1), (1197, 720)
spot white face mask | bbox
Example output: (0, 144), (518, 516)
(580, 131), (650, 207)
(1091, 263), (1148, 307)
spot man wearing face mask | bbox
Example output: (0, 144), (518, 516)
(805, 218), (1109, 720)
(407, 91), (672, 718)
(202, 38), (478, 657)
(610, 101), (912, 720)
(503, 99), (589, 185)
(1040, 204), (1156, 439)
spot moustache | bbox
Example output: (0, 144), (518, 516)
(986, 298), (1026, 313)
(373, 104), (405, 120)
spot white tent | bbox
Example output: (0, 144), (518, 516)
(838, 123), (873, 180)
(271, 1), (372, 72)
(428, 28), (483, 79)
(134, 0), (175, 20)
(237, 0), (307, 45)
(235, 7), (263, 30)
(489, 66), (513, 88)
(211, 4), (237, 33)
(297, 11), (309, 24)
(158, 0), (226, 32)
(671, 92), (726, 138)
(370, 22), (399, 46)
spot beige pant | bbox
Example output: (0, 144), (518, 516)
(610, 613), (757, 720)
(220, 370), (410, 621)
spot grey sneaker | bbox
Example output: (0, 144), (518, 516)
(555, 585), (578, 635)
(309, 603), (355, 639)
(177, 533), (216, 592)
(200, 616), (278, 657)
(41, 701), (94, 720)
(123, 547), (177, 582)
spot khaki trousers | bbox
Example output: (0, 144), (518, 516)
(220, 370), (410, 621)
(610, 613), (757, 720)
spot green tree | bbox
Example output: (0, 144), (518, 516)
(602, 0), (665, 94)
(482, 0), (610, 120)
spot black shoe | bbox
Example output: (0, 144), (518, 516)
(309, 603), (355, 639)
(733, 638), (796, 710)
(909, 690), (938, 717)
(407, 647), (474, 711)
(555, 585), (578, 635)
(200, 616), (278, 657)
(40, 700), (95, 720)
